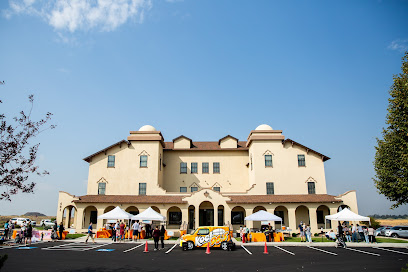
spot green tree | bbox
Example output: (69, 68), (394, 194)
(374, 52), (408, 208)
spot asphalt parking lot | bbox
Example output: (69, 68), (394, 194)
(1, 242), (407, 272)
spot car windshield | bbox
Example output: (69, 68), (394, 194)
(190, 229), (196, 235)
(391, 227), (399, 230)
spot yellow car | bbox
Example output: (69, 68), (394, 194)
(180, 226), (235, 251)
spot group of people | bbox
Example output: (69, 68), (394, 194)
(298, 221), (312, 242)
(87, 221), (167, 250)
(336, 223), (376, 243)
(3, 219), (34, 245)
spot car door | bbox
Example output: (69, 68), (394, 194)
(403, 227), (408, 238)
(195, 228), (210, 247)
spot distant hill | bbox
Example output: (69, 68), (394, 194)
(24, 212), (46, 217)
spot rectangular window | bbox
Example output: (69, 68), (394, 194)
(180, 162), (187, 174)
(98, 183), (106, 195)
(191, 187), (198, 193)
(213, 187), (220, 192)
(140, 155), (148, 167)
(266, 182), (274, 195)
(191, 162), (198, 173)
(265, 155), (272, 167)
(139, 183), (146, 195)
(168, 211), (182, 225)
(213, 162), (220, 173)
(298, 155), (306, 167)
(202, 162), (209, 173)
(308, 182), (315, 194)
(317, 210), (324, 224)
(107, 155), (115, 167)
(180, 187), (187, 192)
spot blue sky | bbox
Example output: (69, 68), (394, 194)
(0, 0), (407, 216)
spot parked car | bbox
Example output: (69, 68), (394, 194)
(376, 226), (393, 236)
(385, 226), (408, 238)
(40, 219), (55, 227)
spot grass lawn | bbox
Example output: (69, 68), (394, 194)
(65, 234), (86, 239)
(376, 237), (408, 243)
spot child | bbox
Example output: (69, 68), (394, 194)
(41, 232), (44, 241)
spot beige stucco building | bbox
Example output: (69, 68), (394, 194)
(57, 124), (358, 235)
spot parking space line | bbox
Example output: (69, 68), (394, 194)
(0, 241), (47, 250)
(274, 246), (295, 255)
(375, 247), (408, 255)
(165, 244), (177, 254)
(307, 246), (337, 256)
(345, 247), (380, 256)
(123, 243), (144, 253)
(241, 245), (252, 255)
(82, 243), (112, 251)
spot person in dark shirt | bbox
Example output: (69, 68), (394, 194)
(59, 222), (65, 240)
(152, 226), (160, 251)
(25, 223), (32, 246)
(160, 225), (166, 250)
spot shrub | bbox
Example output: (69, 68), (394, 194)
(314, 233), (320, 237)
(292, 233), (298, 237)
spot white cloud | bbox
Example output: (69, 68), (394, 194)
(3, 0), (152, 32)
(388, 39), (408, 53)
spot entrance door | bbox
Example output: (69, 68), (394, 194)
(189, 208), (195, 229)
(199, 209), (214, 226)
(90, 211), (97, 224)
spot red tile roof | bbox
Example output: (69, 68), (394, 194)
(73, 195), (187, 204)
(164, 141), (249, 151)
(225, 194), (341, 204)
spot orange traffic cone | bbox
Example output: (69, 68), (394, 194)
(143, 241), (149, 253)
(263, 242), (269, 254)
(205, 242), (211, 254)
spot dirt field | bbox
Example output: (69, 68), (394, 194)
(0, 215), (55, 226)
(377, 219), (408, 226)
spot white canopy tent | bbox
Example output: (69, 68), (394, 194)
(97, 206), (133, 220)
(131, 207), (166, 221)
(325, 208), (370, 228)
(244, 210), (283, 225)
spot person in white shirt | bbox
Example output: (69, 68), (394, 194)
(351, 224), (357, 242)
(138, 223), (142, 239)
(132, 221), (140, 242)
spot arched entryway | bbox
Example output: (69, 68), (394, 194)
(231, 206), (245, 229)
(274, 206), (288, 229)
(102, 206), (115, 227)
(125, 206), (139, 215)
(62, 206), (77, 228)
(295, 205), (310, 227)
(167, 206), (182, 228)
(83, 206), (97, 228)
(199, 201), (214, 226)
(317, 205), (331, 229)
(252, 206), (266, 230)
(188, 205), (195, 230)
(151, 206), (160, 213)
(217, 205), (224, 226)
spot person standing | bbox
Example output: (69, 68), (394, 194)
(58, 222), (65, 240)
(367, 226), (375, 243)
(298, 221), (305, 242)
(305, 225), (312, 243)
(146, 224), (151, 238)
(4, 221), (9, 240)
(357, 224), (364, 242)
(351, 224), (357, 242)
(111, 223), (116, 242)
(138, 222), (142, 239)
(132, 221), (139, 242)
(344, 225), (351, 242)
(160, 225), (166, 250)
(25, 222), (32, 246)
(85, 222), (95, 244)
(152, 226), (160, 251)
(119, 221), (125, 242)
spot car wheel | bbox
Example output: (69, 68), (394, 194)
(221, 242), (228, 251)
(187, 241), (194, 250)
(391, 233), (399, 238)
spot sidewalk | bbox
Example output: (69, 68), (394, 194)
(64, 236), (180, 245)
